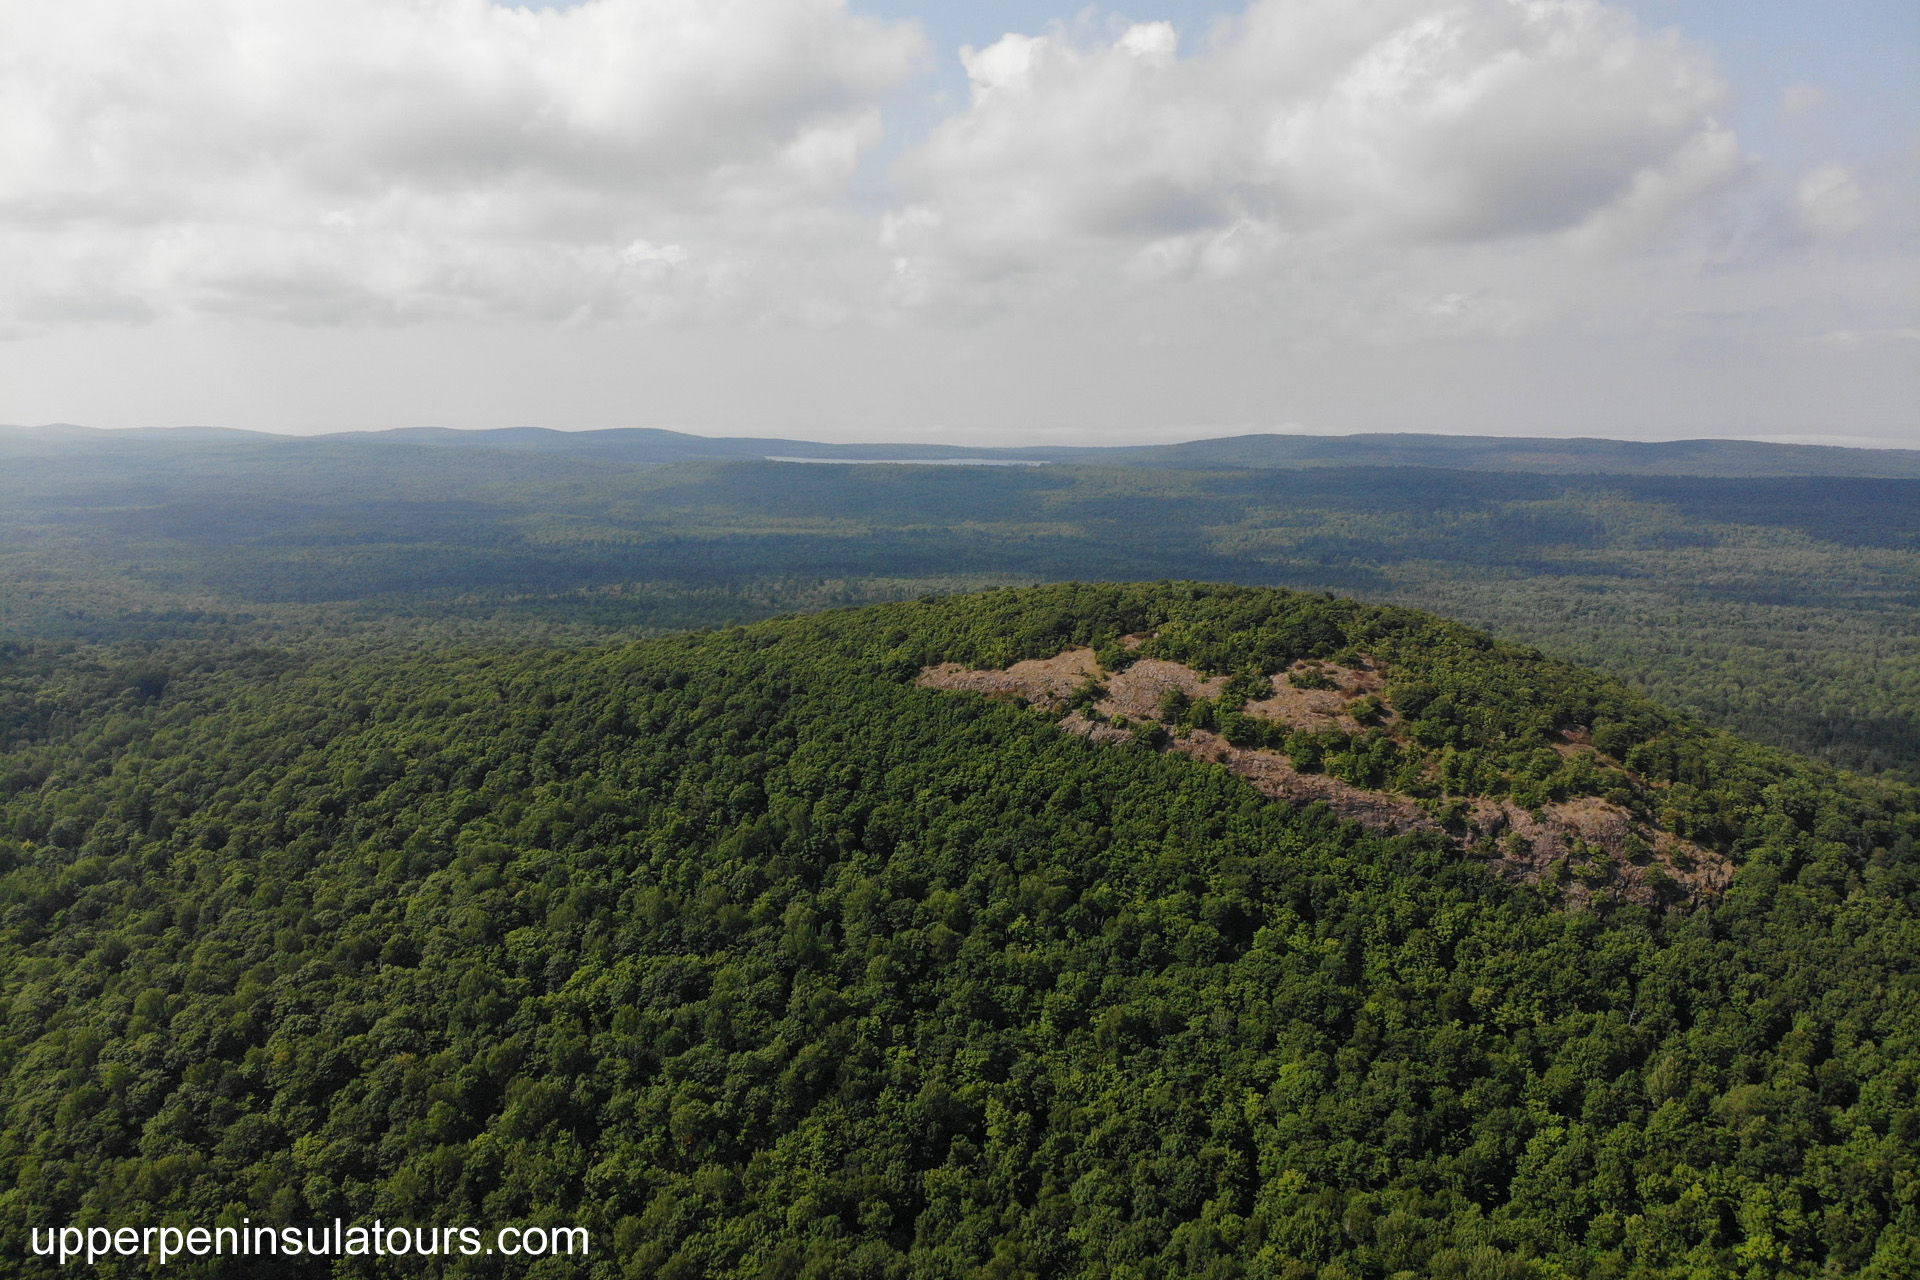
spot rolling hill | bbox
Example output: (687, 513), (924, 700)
(9, 423), (1920, 477)
(4, 429), (1917, 783)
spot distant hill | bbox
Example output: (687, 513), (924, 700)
(1072, 431), (1920, 477)
(8, 422), (1920, 477)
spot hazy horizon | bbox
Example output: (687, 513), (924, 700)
(7, 421), (1920, 461)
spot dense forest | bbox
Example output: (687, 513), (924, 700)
(3, 431), (1916, 782)
(1, 583), (1915, 1277)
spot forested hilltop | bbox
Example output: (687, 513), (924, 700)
(2, 583), (1915, 1278)
(3, 430), (1918, 783)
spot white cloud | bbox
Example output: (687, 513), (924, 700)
(889, 0), (1740, 300)
(620, 240), (690, 267)
(1781, 82), (1826, 118)
(1568, 123), (1743, 252)
(1809, 327), (1920, 349)
(0, 0), (1904, 414)
(1795, 164), (1872, 239)
(0, 0), (921, 327)
(1396, 288), (1548, 339)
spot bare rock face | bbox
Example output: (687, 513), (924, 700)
(917, 647), (1733, 906)
(1244, 661), (1388, 735)
(1169, 728), (1436, 837)
(1467, 796), (1732, 908)
(918, 649), (1102, 712)
(1093, 659), (1228, 720)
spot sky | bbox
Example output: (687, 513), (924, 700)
(0, 0), (1914, 446)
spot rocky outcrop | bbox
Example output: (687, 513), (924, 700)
(919, 647), (1731, 905)
(1466, 795), (1732, 908)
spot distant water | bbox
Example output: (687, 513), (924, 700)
(762, 456), (1048, 466)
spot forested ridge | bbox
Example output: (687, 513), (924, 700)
(0, 584), (1915, 1278)
(5, 437), (1916, 784)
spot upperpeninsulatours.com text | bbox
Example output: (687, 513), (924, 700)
(29, 1219), (588, 1266)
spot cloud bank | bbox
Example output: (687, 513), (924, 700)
(1, 0), (1768, 330)
(892, 1), (1736, 279)
(0, 0), (1910, 443)
(0, 0), (921, 326)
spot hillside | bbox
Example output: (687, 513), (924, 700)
(2, 584), (1915, 1278)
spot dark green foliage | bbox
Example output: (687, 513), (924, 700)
(0, 584), (1916, 1278)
